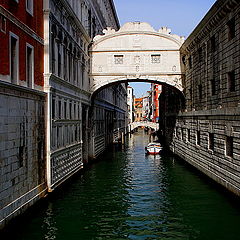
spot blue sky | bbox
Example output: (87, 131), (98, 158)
(113, 0), (216, 97)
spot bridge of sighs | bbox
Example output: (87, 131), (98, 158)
(90, 22), (185, 95)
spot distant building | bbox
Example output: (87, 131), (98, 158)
(127, 86), (134, 123)
(151, 84), (162, 122)
(134, 97), (144, 121)
(142, 92), (151, 121)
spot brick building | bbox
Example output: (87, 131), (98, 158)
(0, 0), (44, 88)
(0, 0), (46, 229)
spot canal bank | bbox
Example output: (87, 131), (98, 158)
(2, 129), (240, 240)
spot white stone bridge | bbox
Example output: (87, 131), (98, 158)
(90, 22), (185, 96)
(129, 121), (159, 131)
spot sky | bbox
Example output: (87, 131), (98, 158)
(113, 0), (216, 97)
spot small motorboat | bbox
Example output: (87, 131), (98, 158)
(145, 142), (162, 155)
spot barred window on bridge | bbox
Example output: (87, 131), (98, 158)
(114, 55), (123, 64)
(151, 54), (161, 64)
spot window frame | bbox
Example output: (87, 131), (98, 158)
(208, 133), (214, 151)
(0, 14), (6, 33)
(26, 43), (34, 89)
(227, 18), (235, 41)
(210, 79), (216, 96)
(225, 136), (233, 158)
(210, 35), (216, 52)
(114, 55), (124, 65)
(196, 130), (200, 146)
(26, 0), (34, 16)
(9, 32), (19, 85)
(227, 70), (235, 92)
(151, 54), (161, 64)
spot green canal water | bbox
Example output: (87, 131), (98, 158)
(3, 130), (240, 239)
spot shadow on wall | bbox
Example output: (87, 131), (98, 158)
(158, 84), (185, 149)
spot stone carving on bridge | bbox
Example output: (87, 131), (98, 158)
(90, 22), (185, 94)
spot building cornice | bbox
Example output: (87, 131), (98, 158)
(45, 73), (91, 97)
(0, 6), (44, 45)
(181, 0), (239, 52)
(93, 31), (183, 48)
(0, 80), (46, 98)
(90, 49), (180, 53)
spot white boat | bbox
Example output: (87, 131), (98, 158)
(146, 142), (162, 155)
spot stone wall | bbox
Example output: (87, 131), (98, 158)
(0, 81), (47, 229)
(166, 0), (240, 196)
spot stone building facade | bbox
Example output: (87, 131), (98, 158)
(0, 0), (125, 228)
(162, 0), (240, 196)
(43, 0), (123, 190)
(0, 0), (46, 229)
(93, 83), (128, 155)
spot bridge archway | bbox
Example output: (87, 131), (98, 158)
(90, 22), (185, 96)
(130, 121), (159, 131)
(90, 77), (185, 101)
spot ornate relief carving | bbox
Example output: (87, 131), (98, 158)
(134, 55), (141, 65)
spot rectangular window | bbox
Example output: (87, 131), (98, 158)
(198, 47), (203, 62)
(208, 133), (214, 151)
(151, 54), (161, 63)
(10, 33), (19, 84)
(74, 103), (76, 119)
(227, 71), (235, 92)
(196, 131), (200, 146)
(64, 101), (67, 119)
(210, 79), (216, 96)
(210, 35), (216, 52)
(188, 88), (192, 101)
(0, 14), (6, 33)
(52, 98), (55, 119)
(26, 0), (33, 15)
(181, 128), (184, 141)
(114, 55), (123, 64)
(81, 64), (85, 87)
(26, 44), (34, 88)
(58, 43), (61, 77)
(226, 136), (233, 157)
(188, 56), (192, 69)
(198, 84), (202, 99)
(227, 18), (235, 41)
(58, 100), (62, 119)
(187, 129), (190, 142)
(69, 101), (72, 119)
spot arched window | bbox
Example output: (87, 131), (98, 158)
(81, 55), (85, 87)
(73, 47), (77, 85)
(68, 43), (73, 82)
(63, 37), (68, 80)
(51, 25), (57, 73)
(57, 31), (63, 78)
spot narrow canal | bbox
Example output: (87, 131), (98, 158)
(3, 130), (240, 240)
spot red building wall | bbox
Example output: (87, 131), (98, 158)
(0, 0), (44, 86)
(153, 84), (162, 122)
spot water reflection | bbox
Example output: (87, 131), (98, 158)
(42, 203), (58, 240)
(4, 129), (240, 240)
